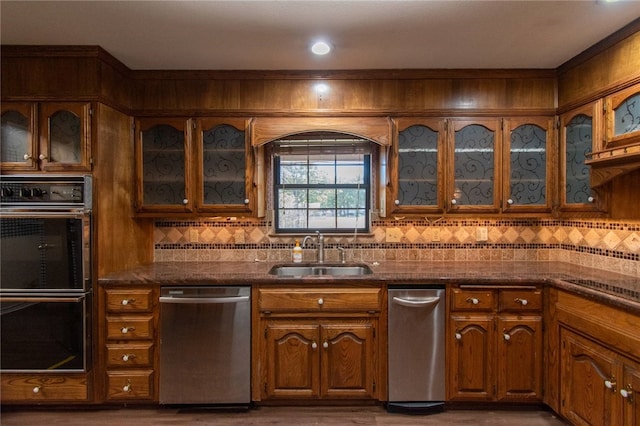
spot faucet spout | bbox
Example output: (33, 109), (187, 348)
(302, 231), (325, 263)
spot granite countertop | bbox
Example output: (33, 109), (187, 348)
(99, 260), (640, 312)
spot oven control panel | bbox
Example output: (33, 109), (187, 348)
(0, 175), (91, 208)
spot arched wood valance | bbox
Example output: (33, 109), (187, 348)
(250, 117), (392, 147)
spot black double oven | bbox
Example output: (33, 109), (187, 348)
(0, 175), (93, 374)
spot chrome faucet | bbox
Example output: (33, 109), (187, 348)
(302, 231), (325, 263)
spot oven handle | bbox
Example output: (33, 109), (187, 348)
(0, 295), (85, 303)
(0, 210), (88, 219)
(159, 295), (250, 304)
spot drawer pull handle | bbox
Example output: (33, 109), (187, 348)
(455, 332), (462, 340)
(121, 326), (135, 334)
(621, 385), (634, 401)
(466, 297), (479, 305)
(122, 354), (136, 362)
(604, 378), (617, 392)
(318, 298), (324, 306)
(123, 380), (133, 393)
(32, 385), (42, 394)
(514, 298), (528, 306)
(311, 342), (318, 350)
(121, 299), (136, 306)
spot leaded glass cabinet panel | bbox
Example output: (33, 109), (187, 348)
(503, 117), (553, 213)
(605, 83), (640, 149)
(0, 102), (38, 172)
(135, 118), (193, 213)
(39, 102), (92, 172)
(448, 119), (501, 213)
(196, 118), (253, 214)
(389, 118), (444, 214)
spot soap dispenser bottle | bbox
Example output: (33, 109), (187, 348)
(292, 240), (303, 263)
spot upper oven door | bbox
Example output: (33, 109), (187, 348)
(0, 212), (91, 293)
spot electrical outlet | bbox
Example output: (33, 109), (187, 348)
(189, 229), (199, 243)
(432, 227), (441, 242)
(476, 227), (488, 242)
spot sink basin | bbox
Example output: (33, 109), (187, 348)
(268, 264), (373, 277)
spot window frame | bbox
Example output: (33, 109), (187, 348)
(273, 153), (371, 234)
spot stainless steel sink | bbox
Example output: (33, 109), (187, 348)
(268, 264), (373, 277)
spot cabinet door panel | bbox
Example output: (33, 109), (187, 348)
(264, 323), (320, 399)
(622, 362), (640, 426)
(320, 323), (375, 399)
(39, 102), (92, 172)
(561, 329), (617, 426)
(449, 316), (494, 400)
(497, 316), (542, 401)
(0, 102), (38, 172)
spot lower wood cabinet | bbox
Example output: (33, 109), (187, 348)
(447, 284), (543, 402)
(0, 374), (89, 402)
(553, 289), (640, 426)
(255, 286), (382, 401)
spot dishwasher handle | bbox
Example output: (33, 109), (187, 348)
(392, 296), (440, 308)
(159, 295), (250, 304)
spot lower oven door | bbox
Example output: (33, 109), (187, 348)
(0, 293), (91, 372)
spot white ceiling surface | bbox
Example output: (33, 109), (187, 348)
(2, 1), (640, 70)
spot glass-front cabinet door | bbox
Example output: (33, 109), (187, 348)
(1, 102), (38, 172)
(604, 83), (640, 149)
(195, 118), (253, 214)
(1, 102), (91, 173)
(560, 101), (606, 212)
(447, 119), (502, 213)
(502, 117), (553, 213)
(135, 118), (193, 213)
(388, 118), (444, 214)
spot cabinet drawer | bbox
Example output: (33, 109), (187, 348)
(106, 289), (153, 313)
(259, 288), (381, 312)
(499, 289), (542, 312)
(1, 374), (88, 402)
(451, 288), (495, 311)
(106, 316), (154, 340)
(106, 370), (154, 400)
(106, 343), (154, 368)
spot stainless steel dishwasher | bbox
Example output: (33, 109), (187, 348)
(159, 286), (251, 406)
(387, 286), (445, 414)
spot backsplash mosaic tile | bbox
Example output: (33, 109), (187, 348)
(154, 218), (640, 277)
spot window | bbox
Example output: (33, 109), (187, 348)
(273, 136), (371, 233)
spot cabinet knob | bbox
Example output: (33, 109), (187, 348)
(503, 333), (511, 341)
(244, 199), (250, 205)
(123, 380), (133, 393)
(38, 154), (48, 161)
(466, 297), (479, 305)
(121, 326), (135, 334)
(455, 332), (462, 340)
(317, 298), (324, 306)
(514, 298), (528, 306)
(182, 199), (189, 205)
(394, 200), (400, 205)
(311, 342), (318, 350)
(32, 385), (42, 394)
(451, 199), (457, 205)
(121, 299), (135, 306)
(507, 198), (514, 205)
(323, 341), (329, 349)
(604, 378), (617, 392)
(587, 196), (594, 203)
(620, 385), (634, 401)
(122, 354), (136, 362)
(23, 154), (33, 160)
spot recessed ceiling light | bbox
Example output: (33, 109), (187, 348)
(311, 41), (331, 55)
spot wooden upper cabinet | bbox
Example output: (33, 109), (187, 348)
(559, 101), (607, 213)
(604, 83), (640, 149)
(195, 118), (254, 214)
(387, 118), (445, 215)
(447, 118), (502, 213)
(135, 117), (193, 214)
(502, 117), (554, 213)
(1, 102), (92, 173)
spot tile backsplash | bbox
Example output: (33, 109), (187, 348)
(154, 218), (640, 278)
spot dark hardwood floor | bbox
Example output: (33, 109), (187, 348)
(1, 405), (567, 425)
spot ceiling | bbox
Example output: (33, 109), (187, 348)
(2, 1), (640, 71)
